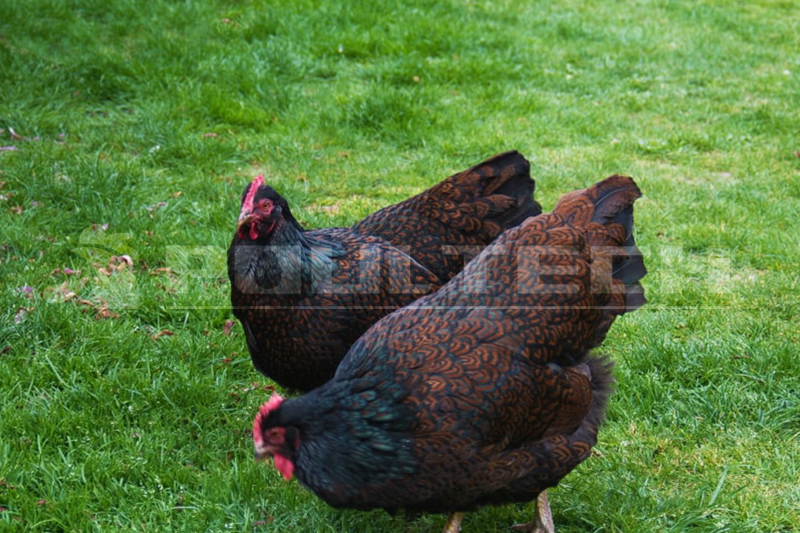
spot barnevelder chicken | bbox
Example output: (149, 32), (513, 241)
(228, 151), (541, 391)
(252, 175), (647, 532)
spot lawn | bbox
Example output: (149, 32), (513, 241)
(1, 0), (799, 531)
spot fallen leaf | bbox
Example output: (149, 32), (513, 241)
(10, 206), (22, 214)
(1, 346), (10, 354)
(36, 499), (46, 506)
(0, 146), (18, 152)
(146, 201), (168, 212)
(113, 255), (133, 269)
(8, 127), (22, 141)
(171, 191), (183, 198)
(794, 150), (799, 158)
(14, 307), (34, 324)
(152, 267), (178, 280)
(95, 304), (119, 320)
(45, 280), (86, 302)
(63, 268), (80, 275)
(202, 132), (218, 138)
(151, 329), (175, 340)
(223, 319), (235, 335)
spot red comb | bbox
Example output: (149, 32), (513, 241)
(260, 393), (284, 416)
(242, 175), (265, 213)
(252, 393), (284, 445)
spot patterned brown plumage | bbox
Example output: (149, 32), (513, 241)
(228, 151), (541, 391)
(252, 175), (647, 531)
(353, 151), (537, 281)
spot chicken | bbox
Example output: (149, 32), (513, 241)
(252, 175), (646, 532)
(228, 151), (541, 391)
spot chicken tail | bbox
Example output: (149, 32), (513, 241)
(583, 355), (615, 429)
(350, 151), (542, 282)
(420, 150), (543, 242)
(471, 150), (543, 230)
(552, 175), (647, 343)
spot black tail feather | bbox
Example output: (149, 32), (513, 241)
(481, 151), (543, 229)
(585, 175), (647, 311)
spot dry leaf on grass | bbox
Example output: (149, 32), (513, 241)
(52, 267), (82, 276)
(94, 303), (119, 320)
(17, 285), (34, 295)
(44, 279), (119, 319)
(94, 255), (134, 276)
(146, 201), (168, 212)
(14, 307), (34, 324)
(151, 329), (175, 340)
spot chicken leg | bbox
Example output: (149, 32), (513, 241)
(510, 491), (555, 533)
(442, 512), (465, 533)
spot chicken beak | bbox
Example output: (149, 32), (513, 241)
(254, 443), (272, 461)
(237, 212), (254, 232)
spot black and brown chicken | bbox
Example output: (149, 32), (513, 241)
(228, 151), (541, 391)
(252, 175), (646, 532)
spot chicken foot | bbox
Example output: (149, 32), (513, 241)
(510, 491), (555, 533)
(442, 512), (465, 533)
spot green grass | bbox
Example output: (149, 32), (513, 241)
(1, 0), (799, 531)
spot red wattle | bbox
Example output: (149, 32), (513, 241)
(274, 453), (295, 480)
(249, 221), (259, 241)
